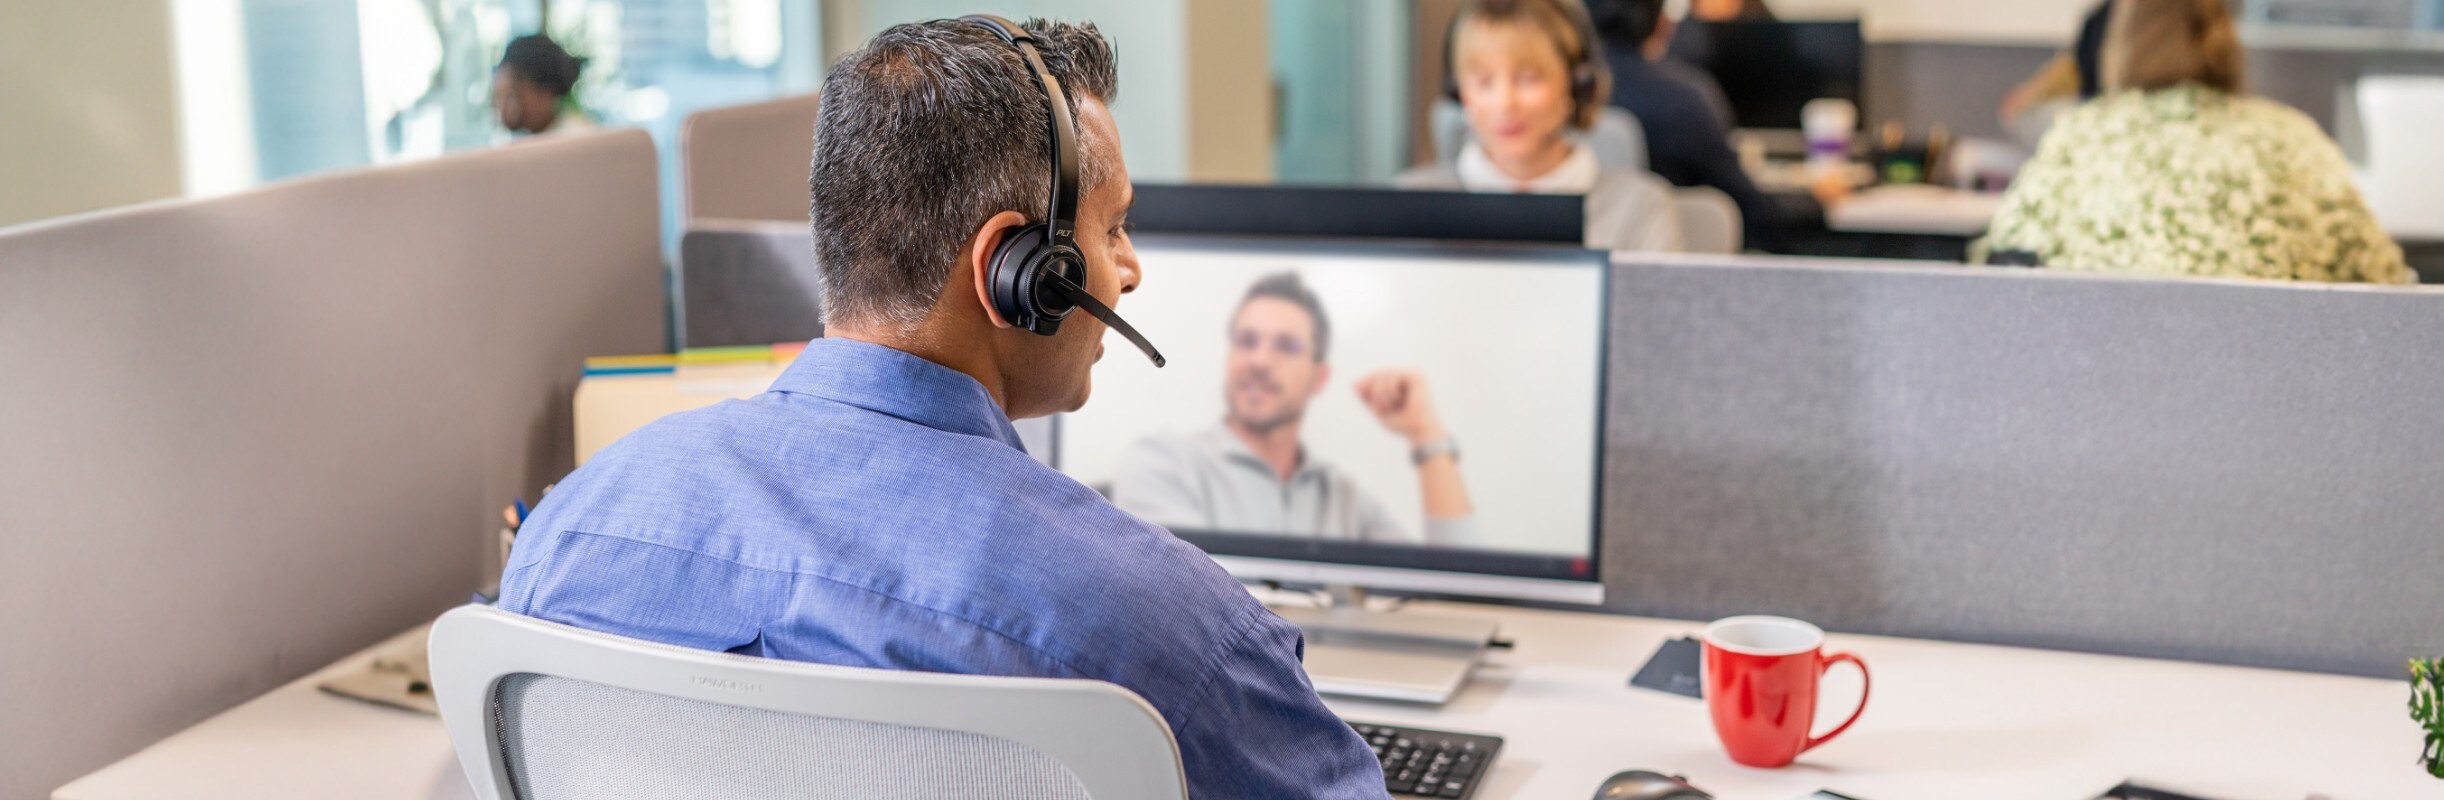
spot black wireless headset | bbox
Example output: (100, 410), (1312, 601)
(964, 15), (1166, 368)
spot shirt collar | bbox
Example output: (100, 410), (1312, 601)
(769, 338), (1025, 451)
(1456, 140), (1600, 195)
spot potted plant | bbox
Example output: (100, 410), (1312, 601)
(2415, 658), (2443, 778)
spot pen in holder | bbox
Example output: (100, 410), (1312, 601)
(484, 496), (531, 603)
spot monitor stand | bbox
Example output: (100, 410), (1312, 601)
(1268, 586), (1499, 705)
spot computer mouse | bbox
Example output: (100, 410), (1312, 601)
(1592, 769), (1712, 800)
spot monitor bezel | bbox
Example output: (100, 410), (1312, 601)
(1056, 233), (1611, 605)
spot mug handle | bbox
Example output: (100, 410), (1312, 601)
(1802, 651), (1870, 753)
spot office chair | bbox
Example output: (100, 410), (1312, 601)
(1671, 186), (1744, 254)
(429, 604), (1188, 800)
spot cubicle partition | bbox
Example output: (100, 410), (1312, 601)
(680, 92), (821, 224)
(1600, 256), (2444, 678)
(671, 234), (2444, 679)
(0, 131), (667, 798)
(677, 220), (822, 349)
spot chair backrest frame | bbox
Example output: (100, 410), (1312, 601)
(429, 605), (1188, 800)
(1672, 185), (1743, 254)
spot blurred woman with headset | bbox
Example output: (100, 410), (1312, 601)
(1399, 0), (1686, 252)
(1979, 0), (2410, 283)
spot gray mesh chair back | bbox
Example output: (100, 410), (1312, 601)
(430, 605), (1187, 800)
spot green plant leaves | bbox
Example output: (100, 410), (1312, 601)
(2412, 658), (2444, 779)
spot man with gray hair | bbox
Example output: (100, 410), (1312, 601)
(497, 18), (1383, 797)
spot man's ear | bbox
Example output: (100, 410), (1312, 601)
(967, 210), (1033, 329)
(1311, 362), (1333, 397)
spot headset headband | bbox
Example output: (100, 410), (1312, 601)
(963, 15), (1080, 245)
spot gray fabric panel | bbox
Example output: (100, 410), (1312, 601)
(672, 227), (2443, 678)
(1599, 257), (2444, 678)
(497, 675), (1089, 800)
(0, 132), (666, 799)
(678, 222), (823, 349)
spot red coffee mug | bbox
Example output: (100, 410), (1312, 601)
(1701, 615), (1870, 768)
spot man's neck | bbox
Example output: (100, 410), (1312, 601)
(827, 325), (1014, 414)
(1226, 417), (1303, 483)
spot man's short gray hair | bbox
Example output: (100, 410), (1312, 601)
(810, 18), (1119, 329)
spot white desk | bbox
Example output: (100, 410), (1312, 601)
(1320, 603), (2428, 799)
(55, 602), (2433, 800)
(1823, 185), (2007, 238)
(52, 625), (465, 800)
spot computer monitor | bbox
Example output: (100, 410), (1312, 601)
(1057, 234), (1607, 701)
(1666, 20), (1865, 131)
(1126, 183), (1585, 246)
(1055, 235), (1607, 607)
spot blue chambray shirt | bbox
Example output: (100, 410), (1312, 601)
(499, 337), (1385, 798)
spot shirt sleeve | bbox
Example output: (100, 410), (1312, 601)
(1588, 173), (1688, 253)
(1109, 437), (1214, 530)
(1644, 187), (1688, 253)
(1170, 609), (1386, 800)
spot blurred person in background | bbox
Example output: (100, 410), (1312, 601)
(1977, 0), (2411, 284)
(1593, 0), (1778, 250)
(1400, 0), (1684, 252)
(492, 34), (596, 136)
(1689, 0), (1776, 22)
(1998, 1), (2116, 142)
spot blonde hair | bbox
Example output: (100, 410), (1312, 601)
(1451, 0), (1612, 130)
(2103, 0), (2245, 94)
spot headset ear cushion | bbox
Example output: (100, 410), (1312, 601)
(989, 224), (1046, 331)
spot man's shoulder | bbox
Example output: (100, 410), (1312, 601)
(1616, 61), (1718, 119)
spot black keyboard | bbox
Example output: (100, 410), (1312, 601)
(1345, 720), (1502, 799)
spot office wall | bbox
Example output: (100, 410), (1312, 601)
(1771, 0), (2094, 44)
(1864, 41), (2378, 143)
(1598, 256), (2444, 678)
(0, 132), (667, 799)
(0, 1), (185, 228)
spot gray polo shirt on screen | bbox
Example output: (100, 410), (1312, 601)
(1110, 425), (1478, 546)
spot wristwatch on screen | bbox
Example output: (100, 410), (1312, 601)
(1411, 436), (1459, 466)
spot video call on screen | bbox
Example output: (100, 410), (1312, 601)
(1056, 238), (1605, 561)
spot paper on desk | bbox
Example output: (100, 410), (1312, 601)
(317, 636), (437, 716)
